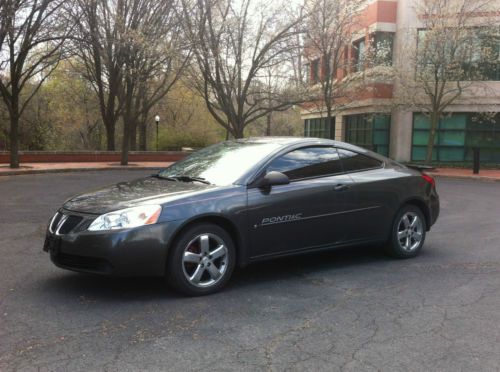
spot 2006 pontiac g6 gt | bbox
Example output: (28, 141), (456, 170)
(44, 137), (439, 295)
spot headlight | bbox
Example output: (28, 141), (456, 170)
(88, 205), (162, 231)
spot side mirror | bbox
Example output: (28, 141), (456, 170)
(255, 171), (290, 188)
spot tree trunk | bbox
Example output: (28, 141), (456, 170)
(130, 121), (137, 151)
(425, 112), (439, 165)
(266, 113), (271, 136)
(121, 116), (130, 165)
(138, 102), (149, 151)
(326, 111), (333, 139)
(9, 113), (20, 169)
(139, 120), (147, 151)
(121, 78), (134, 166)
(233, 124), (244, 139)
(8, 88), (20, 168)
(105, 122), (115, 151)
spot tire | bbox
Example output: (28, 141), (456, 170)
(166, 223), (236, 296)
(385, 205), (426, 258)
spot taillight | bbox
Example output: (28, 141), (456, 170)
(421, 173), (435, 188)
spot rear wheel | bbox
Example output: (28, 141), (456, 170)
(385, 205), (426, 258)
(166, 223), (235, 296)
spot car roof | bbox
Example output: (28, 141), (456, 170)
(233, 136), (391, 164)
(233, 136), (370, 152)
(234, 136), (337, 146)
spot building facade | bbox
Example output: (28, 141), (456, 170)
(301, 0), (500, 164)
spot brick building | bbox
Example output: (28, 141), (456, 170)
(301, 0), (500, 164)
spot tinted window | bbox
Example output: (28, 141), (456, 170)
(267, 146), (342, 180)
(338, 149), (382, 172)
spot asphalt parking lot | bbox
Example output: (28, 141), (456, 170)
(0, 170), (499, 371)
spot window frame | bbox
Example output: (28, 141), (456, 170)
(337, 148), (384, 174)
(345, 114), (391, 156)
(265, 145), (344, 182)
(304, 117), (335, 139)
(416, 27), (500, 82)
(352, 38), (366, 72)
(248, 145), (385, 187)
(370, 32), (394, 67)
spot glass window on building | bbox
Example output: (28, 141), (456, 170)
(411, 113), (500, 163)
(304, 117), (335, 139)
(417, 28), (500, 81)
(475, 31), (500, 81)
(302, 62), (310, 85)
(370, 32), (394, 67)
(344, 114), (391, 156)
(353, 38), (366, 72)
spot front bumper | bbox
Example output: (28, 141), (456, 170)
(44, 213), (182, 276)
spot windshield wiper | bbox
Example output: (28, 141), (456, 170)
(171, 175), (211, 184)
(152, 174), (211, 184)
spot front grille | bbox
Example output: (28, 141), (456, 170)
(53, 252), (113, 274)
(58, 215), (83, 234)
(49, 210), (95, 235)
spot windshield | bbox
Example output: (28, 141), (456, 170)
(158, 141), (282, 185)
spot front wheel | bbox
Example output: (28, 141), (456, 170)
(385, 205), (426, 258)
(166, 223), (236, 296)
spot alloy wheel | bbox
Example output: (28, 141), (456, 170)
(397, 212), (424, 252)
(182, 233), (229, 288)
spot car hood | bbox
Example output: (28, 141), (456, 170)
(63, 176), (217, 214)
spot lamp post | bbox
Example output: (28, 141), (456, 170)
(155, 115), (160, 151)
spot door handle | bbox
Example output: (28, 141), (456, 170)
(334, 184), (349, 191)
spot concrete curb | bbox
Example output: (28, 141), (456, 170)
(430, 174), (500, 183)
(0, 166), (164, 177)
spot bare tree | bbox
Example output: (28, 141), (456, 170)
(287, 5), (306, 88)
(70, 0), (126, 151)
(256, 65), (300, 136)
(0, 0), (69, 168)
(117, 0), (189, 164)
(72, 0), (188, 163)
(396, 0), (498, 164)
(302, 0), (365, 132)
(181, 0), (305, 138)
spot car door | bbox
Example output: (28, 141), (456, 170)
(337, 148), (394, 242)
(246, 146), (356, 259)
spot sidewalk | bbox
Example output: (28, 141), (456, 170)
(0, 162), (499, 181)
(0, 162), (172, 176)
(427, 167), (500, 182)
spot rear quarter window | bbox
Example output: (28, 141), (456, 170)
(267, 146), (343, 180)
(338, 149), (383, 172)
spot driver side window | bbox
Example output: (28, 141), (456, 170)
(267, 146), (342, 181)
